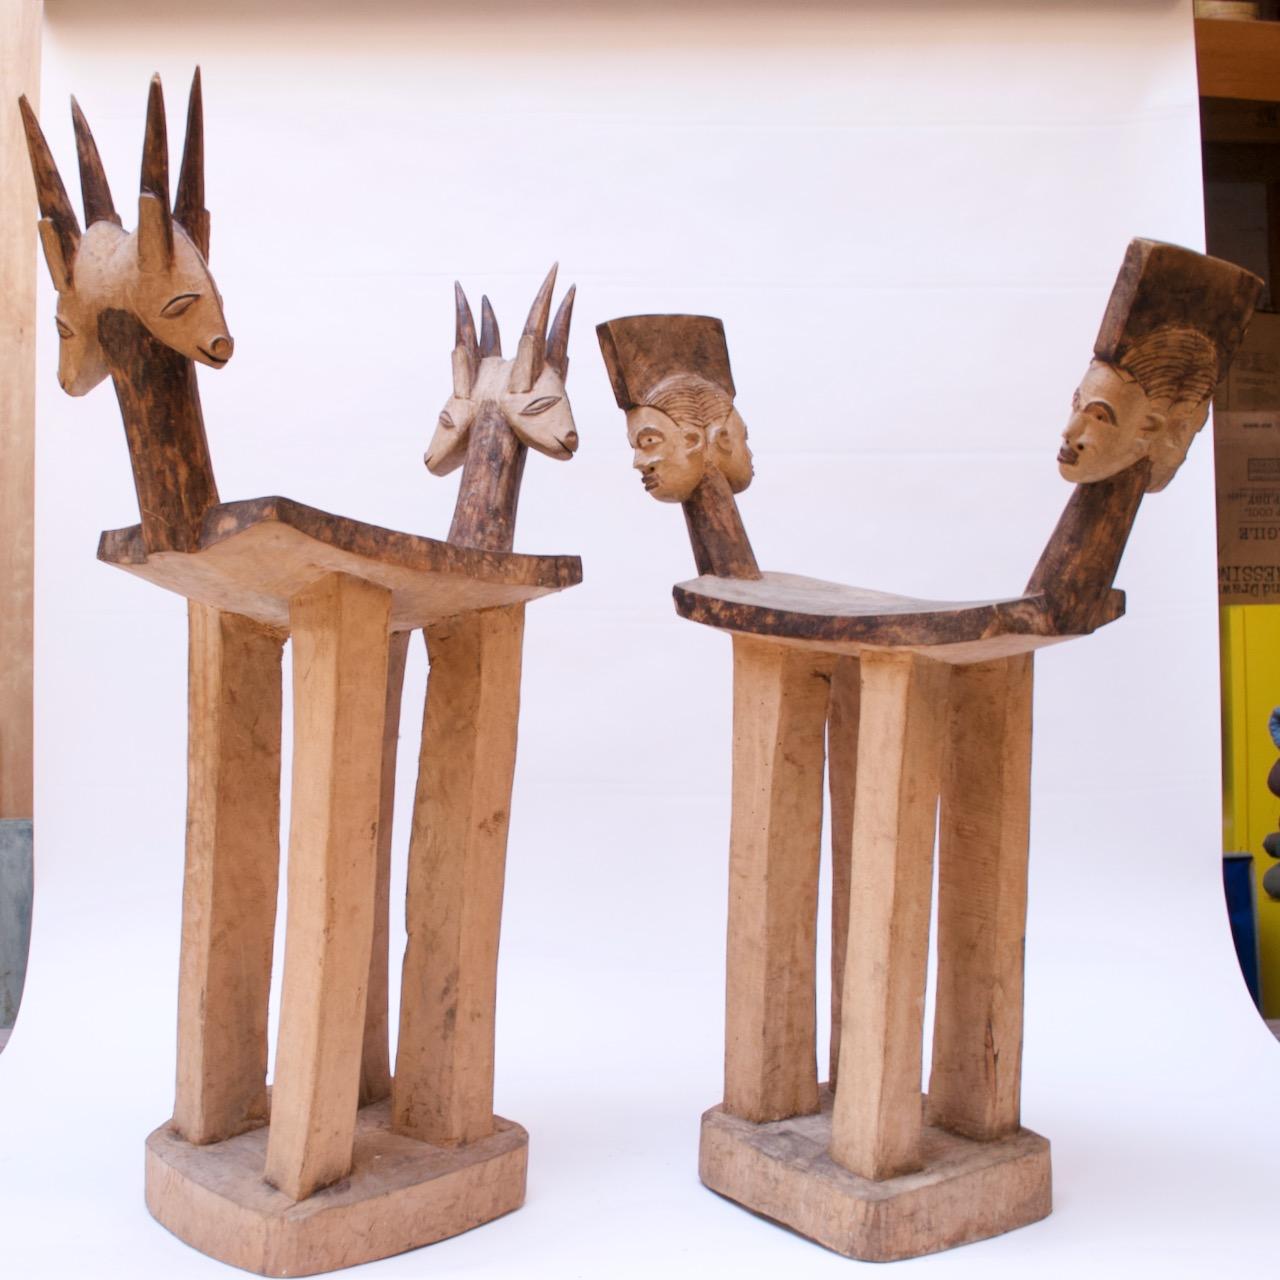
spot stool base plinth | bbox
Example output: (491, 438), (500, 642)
(699, 1086), (1050, 1262)
(145, 1099), (527, 1276)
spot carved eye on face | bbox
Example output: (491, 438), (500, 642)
(521, 396), (562, 416)
(637, 431), (663, 450)
(1081, 401), (1117, 425)
(54, 317), (73, 340)
(160, 293), (201, 319)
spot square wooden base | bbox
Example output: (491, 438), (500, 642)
(145, 1099), (528, 1276)
(699, 1087), (1050, 1261)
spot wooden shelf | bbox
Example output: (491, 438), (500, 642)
(1197, 17), (1280, 102)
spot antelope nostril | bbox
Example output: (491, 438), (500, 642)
(562, 430), (579, 451)
(210, 336), (233, 358)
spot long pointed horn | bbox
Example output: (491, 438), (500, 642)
(545, 283), (575, 378)
(453, 281), (479, 397)
(511, 263), (557, 391)
(18, 96), (81, 268)
(479, 295), (502, 358)
(71, 97), (120, 227)
(173, 67), (209, 259)
(137, 73), (174, 269)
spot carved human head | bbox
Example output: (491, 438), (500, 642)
(425, 265), (578, 476)
(20, 71), (233, 396)
(1056, 240), (1262, 493)
(597, 314), (752, 503)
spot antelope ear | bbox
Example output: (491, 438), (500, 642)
(136, 190), (173, 274)
(37, 218), (72, 292)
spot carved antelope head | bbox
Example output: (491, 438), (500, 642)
(19, 69), (232, 395)
(425, 265), (578, 474)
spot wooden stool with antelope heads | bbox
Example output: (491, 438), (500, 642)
(596, 241), (1261, 1261)
(22, 73), (581, 1276)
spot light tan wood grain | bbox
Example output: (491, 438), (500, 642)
(147, 1100), (528, 1277)
(700, 1088), (1051, 1263)
(928, 655), (1033, 1140)
(826, 656), (859, 1089)
(0, 0), (41, 819)
(360, 628), (411, 1108)
(394, 605), (524, 1146)
(174, 603), (284, 1145)
(723, 637), (831, 1124)
(264, 573), (392, 1202)
(830, 652), (949, 1181)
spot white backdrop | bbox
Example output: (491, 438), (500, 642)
(2, 1), (1276, 1277)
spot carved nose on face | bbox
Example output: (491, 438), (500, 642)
(209, 336), (233, 360)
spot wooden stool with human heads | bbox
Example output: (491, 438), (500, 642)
(597, 240), (1261, 1263)
(22, 73), (580, 1277)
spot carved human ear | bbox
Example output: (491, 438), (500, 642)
(137, 191), (173, 274)
(37, 218), (72, 291)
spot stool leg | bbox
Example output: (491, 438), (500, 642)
(826, 656), (859, 1090)
(927, 654), (1033, 1140)
(723, 637), (831, 1124)
(264, 573), (391, 1202)
(360, 628), (411, 1107)
(173, 603), (283, 1145)
(830, 652), (948, 1180)
(393, 604), (524, 1146)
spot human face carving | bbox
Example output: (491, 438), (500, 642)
(628, 405), (705, 502)
(1058, 360), (1164, 483)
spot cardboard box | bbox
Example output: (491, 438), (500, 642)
(1215, 311), (1280, 604)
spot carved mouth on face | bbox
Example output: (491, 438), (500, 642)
(198, 346), (229, 367)
(1057, 444), (1079, 466)
(641, 473), (658, 491)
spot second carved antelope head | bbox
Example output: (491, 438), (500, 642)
(426, 266), (578, 553)
(20, 70), (232, 396)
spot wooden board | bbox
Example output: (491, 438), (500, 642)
(700, 1087), (1051, 1263)
(146, 1100), (527, 1277)
(173, 604), (284, 1145)
(359, 628), (411, 1108)
(98, 495), (582, 632)
(394, 606), (524, 1146)
(264, 574), (391, 1202)
(826, 656), (859, 1089)
(1196, 16), (1280, 103)
(830, 653), (949, 1181)
(673, 571), (1123, 663)
(0, 0), (41, 820)
(928, 655), (1033, 1141)
(722, 637), (830, 1124)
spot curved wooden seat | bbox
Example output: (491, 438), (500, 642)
(98, 495), (582, 632)
(673, 570), (1125, 663)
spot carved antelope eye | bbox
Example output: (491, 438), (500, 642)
(438, 410), (456, 430)
(521, 396), (561, 416)
(160, 293), (201, 318)
(54, 317), (73, 340)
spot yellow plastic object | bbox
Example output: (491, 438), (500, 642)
(1220, 604), (1280, 1015)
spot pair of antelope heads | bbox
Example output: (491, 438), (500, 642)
(19, 69), (232, 397)
(425, 266), (579, 476)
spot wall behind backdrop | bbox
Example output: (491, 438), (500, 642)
(2, 2), (1275, 1277)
